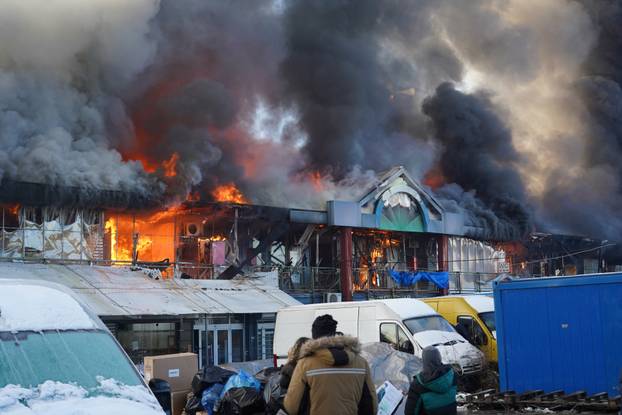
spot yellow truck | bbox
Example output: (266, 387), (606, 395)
(422, 295), (497, 367)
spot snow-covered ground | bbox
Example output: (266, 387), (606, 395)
(0, 378), (164, 415)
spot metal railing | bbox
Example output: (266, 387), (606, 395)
(0, 247), (498, 295)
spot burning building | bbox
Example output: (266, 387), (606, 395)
(0, 166), (515, 297)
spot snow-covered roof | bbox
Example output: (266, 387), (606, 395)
(0, 263), (300, 318)
(374, 298), (438, 319)
(282, 298), (438, 320)
(0, 284), (97, 331)
(462, 295), (494, 313)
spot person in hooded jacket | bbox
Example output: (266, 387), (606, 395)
(404, 346), (457, 415)
(283, 314), (378, 415)
(280, 336), (309, 393)
(266, 337), (310, 415)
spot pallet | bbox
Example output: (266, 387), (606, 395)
(465, 389), (621, 412)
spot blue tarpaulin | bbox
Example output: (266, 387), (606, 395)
(388, 270), (449, 289)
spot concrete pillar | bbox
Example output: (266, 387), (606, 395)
(340, 227), (353, 301)
(437, 235), (449, 295)
(437, 235), (449, 271)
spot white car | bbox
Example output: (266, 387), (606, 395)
(0, 279), (165, 414)
(273, 298), (485, 376)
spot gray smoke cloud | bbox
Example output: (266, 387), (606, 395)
(0, 0), (161, 194)
(1, 0), (621, 240)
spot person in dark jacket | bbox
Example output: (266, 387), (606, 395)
(404, 346), (457, 415)
(280, 336), (310, 393)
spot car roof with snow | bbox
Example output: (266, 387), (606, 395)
(0, 279), (103, 332)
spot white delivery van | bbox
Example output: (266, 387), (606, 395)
(0, 279), (165, 414)
(274, 298), (485, 375)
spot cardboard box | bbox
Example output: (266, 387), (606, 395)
(144, 353), (198, 392)
(171, 390), (190, 415)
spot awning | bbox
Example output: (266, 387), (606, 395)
(0, 262), (300, 318)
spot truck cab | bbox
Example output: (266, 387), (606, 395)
(422, 295), (497, 367)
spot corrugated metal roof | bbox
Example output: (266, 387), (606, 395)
(0, 262), (300, 317)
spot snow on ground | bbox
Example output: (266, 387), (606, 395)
(0, 378), (163, 415)
(0, 285), (95, 331)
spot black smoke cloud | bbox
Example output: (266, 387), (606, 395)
(279, 0), (449, 178)
(422, 83), (531, 239)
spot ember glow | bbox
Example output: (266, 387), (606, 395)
(212, 183), (248, 204)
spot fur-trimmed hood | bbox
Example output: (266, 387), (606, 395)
(298, 335), (361, 359)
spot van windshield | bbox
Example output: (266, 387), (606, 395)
(403, 315), (456, 335)
(479, 312), (496, 334)
(0, 329), (142, 390)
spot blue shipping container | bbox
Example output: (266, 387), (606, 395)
(494, 273), (622, 395)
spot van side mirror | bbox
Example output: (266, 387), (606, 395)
(480, 334), (488, 346)
(474, 333), (488, 346)
(399, 340), (414, 355)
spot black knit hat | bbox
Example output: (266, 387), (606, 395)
(312, 314), (338, 339)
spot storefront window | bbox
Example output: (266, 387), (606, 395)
(217, 330), (228, 364)
(232, 329), (243, 362)
(115, 322), (177, 363)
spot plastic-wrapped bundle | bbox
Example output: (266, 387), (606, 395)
(263, 371), (284, 415)
(219, 359), (273, 376)
(184, 391), (204, 415)
(360, 342), (422, 393)
(254, 366), (280, 384)
(201, 383), (224, 415)
(220, 370), (261, 398)
(219, 387), (265, 415)
(192, 366), (236, 397)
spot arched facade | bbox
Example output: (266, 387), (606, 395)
(374, 187), (428, 232)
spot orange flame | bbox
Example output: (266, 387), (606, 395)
(310, 171), (325, 192)
(212, 183), (248, 204)
(106, 218), (130, 261)
(423, 166), (446, 190)
(146, 205), (184, 223)
(186, 191), (201, 202)
(162, 152), (179, 177)
(105, 207), (181, 262)
(199, 235), (227, 242)
(8, 204), (20, 215)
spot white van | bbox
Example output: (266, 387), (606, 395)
(274, 298), (485, 375)
(0, 279), (165, 414)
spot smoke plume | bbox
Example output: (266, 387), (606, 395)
(1, 0), (621, 239)
(422, 83), (531, 239)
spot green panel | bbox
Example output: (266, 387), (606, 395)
(379, 204), (425, 232)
